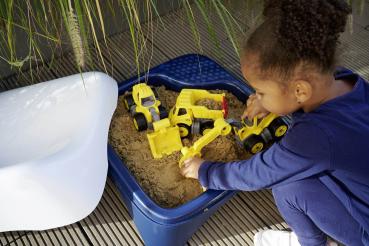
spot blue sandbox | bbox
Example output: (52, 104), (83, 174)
(108, 54), (255, 246)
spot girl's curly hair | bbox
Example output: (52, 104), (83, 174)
(244, 0), (351, 79)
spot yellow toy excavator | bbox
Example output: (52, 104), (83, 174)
(179, 118), (231, 167)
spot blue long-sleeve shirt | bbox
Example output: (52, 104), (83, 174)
(198, 68), (369, 240)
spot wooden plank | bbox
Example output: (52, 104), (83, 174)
(104, 180), (144, 245)
(0, 232), (26, 246)
(142, 9), (240, 64)
(79, 180), (144, 246)
(107, 31), (169, 79)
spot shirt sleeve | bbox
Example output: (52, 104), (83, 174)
(198, 120), (332, 191)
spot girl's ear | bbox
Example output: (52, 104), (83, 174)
(292, 80), (312, 104)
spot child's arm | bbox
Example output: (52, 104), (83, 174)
(193, 120), (332, 191)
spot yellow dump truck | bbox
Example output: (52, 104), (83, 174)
(168, 89), (228, 137)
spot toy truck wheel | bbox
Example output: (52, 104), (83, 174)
(123, 94), (134, 111)
(133, 113), (148, 131)
(159, 105), (168, 119)
(200, 121), (214, 135)
(178, 123), (191, 138)
(243, 135), (265, 154)
(268, 118), (288, 140)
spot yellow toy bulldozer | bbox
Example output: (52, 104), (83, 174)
(123, 83), (168, 131)
(233, 114), (288, 154)
(147, 118), (183, 159)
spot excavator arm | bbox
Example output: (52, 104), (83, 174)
(179, 118), (232, 167)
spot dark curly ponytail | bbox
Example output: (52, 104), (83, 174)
(244, 0), (351, 80)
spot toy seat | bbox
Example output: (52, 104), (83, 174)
(0, 72), (118, 232)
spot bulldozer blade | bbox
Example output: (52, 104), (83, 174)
(147, 125), (183, 159)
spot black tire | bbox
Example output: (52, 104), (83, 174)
(123, 94), (134, 111)
(178, 123), (191, 138)
(158, 105), (168, 119)
(200, 120), (214, 135)
(133, 113), (147, 131)
(243, 134), (265, 154)
(268, 118), (288, 140)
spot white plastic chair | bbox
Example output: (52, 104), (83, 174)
(0, 72), (118, 232)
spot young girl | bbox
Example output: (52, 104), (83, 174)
(180, 0), (369, 245)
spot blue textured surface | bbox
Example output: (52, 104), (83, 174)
(108, 54), (254, 246)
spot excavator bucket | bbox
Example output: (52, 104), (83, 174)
(147, 118), (183, 159)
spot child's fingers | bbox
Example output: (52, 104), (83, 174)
(246, 107), (258, 120)
(180, 168), (187, 177)
(181, 166), (194, 179)
(243, 108), (256, 120)
(184, 157), (194, 163)
(180, 165), (189, 176)
(246, 95), (255, 106)
(183, 157), (194, 166)
(241, 109), (248, 119)
(256, 112), (269, 119)
(181, 158), (194, 177)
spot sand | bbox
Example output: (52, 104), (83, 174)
(195, 98), (223, 110)
(108, 86), (250, 208)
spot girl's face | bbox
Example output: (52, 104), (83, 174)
(241, 56), (301, 116)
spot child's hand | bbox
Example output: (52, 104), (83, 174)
(242, 94), (269, 120)
(180, 157), (205, 180)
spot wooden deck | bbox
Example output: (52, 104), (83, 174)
(1, 2), (369, 245)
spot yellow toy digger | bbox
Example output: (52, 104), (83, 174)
(123, 83), (168, 131)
